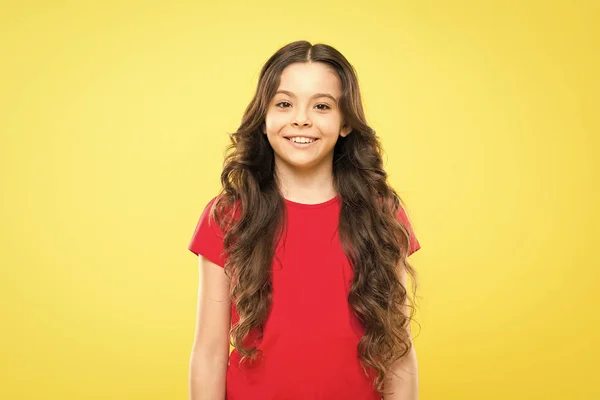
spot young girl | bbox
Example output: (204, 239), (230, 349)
(188, 40), (421, 400)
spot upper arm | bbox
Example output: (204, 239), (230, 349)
(191, 255), (232, 361)
(395, 204), (419, 337)
(396, 257), (415, 341)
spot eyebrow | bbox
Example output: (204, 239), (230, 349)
(275, 90), (338, 103)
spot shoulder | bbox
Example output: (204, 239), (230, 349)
(378, 194), (421, 256)
(395, 203), (421, 256)
(395, 203), (411, 227)
(200, 193), (244, 233)
(188, 194), (237, 263)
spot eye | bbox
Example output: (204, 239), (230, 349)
(315, 103), (331, 110)
(276, 101), (292, 108)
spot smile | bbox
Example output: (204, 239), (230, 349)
(285, 137), (319, 148)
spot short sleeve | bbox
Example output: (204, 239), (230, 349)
(396, 205), (421, 256)
(188, 196), (227, 267)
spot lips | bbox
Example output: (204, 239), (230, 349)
(284, 136), (319, 140)
(285, 137), (319, 148)
(285, 137), (319, 142)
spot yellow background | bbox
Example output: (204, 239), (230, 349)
(1, 1), (598, 399)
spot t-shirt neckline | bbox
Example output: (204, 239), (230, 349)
(284, 194), (340, 209)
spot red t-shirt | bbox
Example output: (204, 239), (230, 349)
(188, 194), (420, 400)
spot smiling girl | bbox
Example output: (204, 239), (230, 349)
(188, 40), (421, 400)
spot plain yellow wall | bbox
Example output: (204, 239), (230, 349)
(1, 1), (598, 399)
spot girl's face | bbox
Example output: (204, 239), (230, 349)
(264, 62), (351, 171)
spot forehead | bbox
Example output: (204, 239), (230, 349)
(277, 62), (342, 96)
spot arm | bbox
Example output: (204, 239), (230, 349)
(189, 256), (232, 400)
(383, 259), (419, 400)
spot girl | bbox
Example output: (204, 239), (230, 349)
(188, 40), (421, 400)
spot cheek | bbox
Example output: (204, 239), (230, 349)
(316, 116), (343, 135)
(265, 113), (288, 133)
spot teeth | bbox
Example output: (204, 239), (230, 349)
(290, 137), (315, 143)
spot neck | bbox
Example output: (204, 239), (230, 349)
(274, 156), (337, 204)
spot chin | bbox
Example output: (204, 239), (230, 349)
(284, 158), (316, 168)
(284, 154), (329, 169)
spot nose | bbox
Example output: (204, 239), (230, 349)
(291, 109), (312, 128)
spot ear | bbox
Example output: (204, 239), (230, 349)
(340, 123), (352, 138)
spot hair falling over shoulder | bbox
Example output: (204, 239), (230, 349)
(209, 40), (419, 395)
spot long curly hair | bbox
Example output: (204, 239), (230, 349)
(209, 40), (419, 394)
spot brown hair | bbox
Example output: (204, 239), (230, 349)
(211, 40), (419, 395)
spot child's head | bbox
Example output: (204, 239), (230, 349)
(263, 58), (351, 171)
(228, 40), (376, 192)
